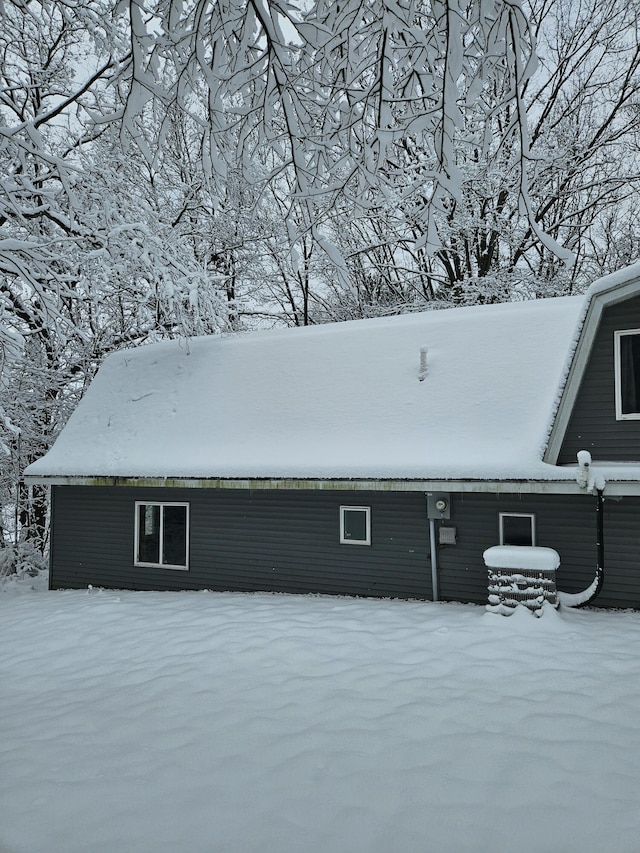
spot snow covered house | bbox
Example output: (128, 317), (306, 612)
(24, 261), (640, 607)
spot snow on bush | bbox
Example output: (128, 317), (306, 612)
(0, 542), (47, 583)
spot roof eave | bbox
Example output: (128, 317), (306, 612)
(24, 473), (601, 494)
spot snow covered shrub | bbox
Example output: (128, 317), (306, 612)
(0, 543), (47, 582)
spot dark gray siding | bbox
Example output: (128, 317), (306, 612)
(601, 496), (640, 608)
(50, 486), (640, 608)
(559, 295), (640, 464)
(50, 486), (432, 599)
(441, 493), (595, 604)
(442, 492), (640, 609)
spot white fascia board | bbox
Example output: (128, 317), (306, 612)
(544, 274), (640, 464)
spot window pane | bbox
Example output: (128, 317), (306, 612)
(138, 504), (160, 563)
(620, 334), (640, 414)
(502, 515), (533, 546)
(162, 505), (187, 566)
(343, 508), (368, 542)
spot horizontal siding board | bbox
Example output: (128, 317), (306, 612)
(50, 486), (640, 608)
(441, 492), (640, 608)
(50, 486), (432, 600)
(441, 493), (598, 605)
(598, 497), (640, 608)
(559, 295), (640, 463)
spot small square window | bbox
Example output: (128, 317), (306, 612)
(135, 502), (189, 569)
(615, 329), (640, 419)
(499, 513), (535, 547)
(340, 506), (371, 545)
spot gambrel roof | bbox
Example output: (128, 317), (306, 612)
(24, 261), (640, 491)
(544, 261), (640, 463)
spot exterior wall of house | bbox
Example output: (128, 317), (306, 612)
(442, 493), (595, 604)
(441, 492), (640, 609)
(558, 294), (640, 464)
(49, 485), (433, 599)
(598, 495), (640, 608)
(49, 485), (640, 609)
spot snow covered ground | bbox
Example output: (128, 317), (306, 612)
(2, 576), (640, 853)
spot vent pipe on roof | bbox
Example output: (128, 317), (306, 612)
(419, 347), (428, 381)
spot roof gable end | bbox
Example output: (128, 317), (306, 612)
(544, 261), (640, 464)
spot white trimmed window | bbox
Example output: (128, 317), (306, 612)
(499, 512), (535, 547)
(135, 502), (189, 569)
(340, 506), (371, 545)
(614, 329), (640, 419)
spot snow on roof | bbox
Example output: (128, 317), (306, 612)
(26, 296), (586, 481)
(583, 257), (640, 301)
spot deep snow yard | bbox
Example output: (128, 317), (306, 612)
(2, 578), (640, 853)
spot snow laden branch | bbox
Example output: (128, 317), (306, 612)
(0, 0), (232, 548)
(119, 0), (539, 254)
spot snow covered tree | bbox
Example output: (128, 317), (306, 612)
(118, 0), (638, 320)
(426, 0), (640, 301)
(117, 0), (539, 257)
(290, 0), (640, 317)
(3, 0), (640, 551)
(0, 1), (230, 551)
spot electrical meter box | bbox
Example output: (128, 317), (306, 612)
(426, 492), (451, 520)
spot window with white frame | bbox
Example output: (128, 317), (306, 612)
(614, 329), (640, 419)
(499, 512), (535, 547)
(340, 506), (371, 545)
(135, 502), (189, 569)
